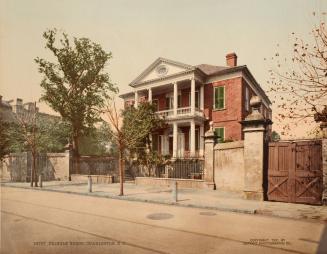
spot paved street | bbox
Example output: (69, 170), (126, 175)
(1, 186), (327, 254)
(2, 181), (327, 222)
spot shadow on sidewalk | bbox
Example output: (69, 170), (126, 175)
(317, 225), (327, 254)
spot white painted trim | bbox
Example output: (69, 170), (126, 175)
(133, 72), (195, 92)
(130, 57), (194, 86)
(242, 75), (270, 108)
(205, 71), (242, 84)
(166, 118), (204, 125)
(245, 86), (249, 112)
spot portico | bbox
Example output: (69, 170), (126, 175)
(151, 119), (205, 158)
(133, 76), (205, 158)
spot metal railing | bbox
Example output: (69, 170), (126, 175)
(155, 159), (204, 179)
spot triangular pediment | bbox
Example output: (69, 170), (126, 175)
(130, 57), (194, 86)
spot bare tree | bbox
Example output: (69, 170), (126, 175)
(102, 100), (163, 196)
(13, 102), (39, 187)
(102, 100), (125, 196)
(267, 13), (327, 136)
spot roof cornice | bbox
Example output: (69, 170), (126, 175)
(131, 69), (195, 88)
(129, 57), (195, 87)
(205, 65), (271, 105)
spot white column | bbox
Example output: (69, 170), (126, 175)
(191, 78), (195, 115)
(190, 119), (195, 157)
(200, 84), (204, 112)
(173, 82), (178, 117)
(199, 124), (204, 157)
(149, 133), (152, 151)
(173, 122), (178, 158)
(134, 91), (138, 108)
(148, 88), (152, 103)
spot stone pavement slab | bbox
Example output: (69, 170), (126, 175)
(1, 181), (327, 222)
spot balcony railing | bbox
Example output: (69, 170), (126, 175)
(157, 109), (174, 118)
(157, 107), (203, 119)
(177, 107), (191, 115)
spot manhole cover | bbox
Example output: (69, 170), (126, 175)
(146, 213), (174, 220)
(199, 211), (217, 216)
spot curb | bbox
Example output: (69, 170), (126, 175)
(1, 184), (256, 215)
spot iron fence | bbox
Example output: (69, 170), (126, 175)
(72, 156), (118, 176)
(155, 159), (204, 179)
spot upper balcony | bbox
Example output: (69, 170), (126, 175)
(122, 77), (206, 121)
(157, 107), (204, 120)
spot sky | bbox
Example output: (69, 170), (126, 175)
(0, 0), (326, 137)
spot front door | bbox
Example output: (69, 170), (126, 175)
(177, 133), (185, 157)
(169, 136), (173, 156)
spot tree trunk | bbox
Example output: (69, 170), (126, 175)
(30, 152), (38, 187)
(119, 149), (124, 196)
(32, 152), (38, 187)
(72, 135), (80, 174)
(30, 152), (34, 187)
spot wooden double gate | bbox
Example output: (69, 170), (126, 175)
(267, 140), (323, 205)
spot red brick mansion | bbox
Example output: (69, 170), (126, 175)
(120, 53), (272, 158)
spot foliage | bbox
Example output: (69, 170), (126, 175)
(8, 117), (71, 153)
(132, 149), (169, 177)
(79, 122), (117, 156)
(35, 28), (118, 156)
(0, 117), (11, 161)
(271, 131), (281, 141)
(122, 102), (165, 177)
(102, 100), (164, 195)
(266, 13), (327, 136)
(122, 102), (164, 151)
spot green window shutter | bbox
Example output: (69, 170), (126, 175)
(218, 87), (225, 109)
(214, 87), (219, 109)
(214, 128), (225, 142)
(214, 87), (225, 109)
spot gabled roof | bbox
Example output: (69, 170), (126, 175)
(124, 57), (271, 105)
(195, 64), (229, 75)
(129, 57), (195, 87)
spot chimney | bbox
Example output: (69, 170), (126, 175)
(226, 52), (237, 67)
(16, 98), (23, 105)
(14, 98), (23, 113)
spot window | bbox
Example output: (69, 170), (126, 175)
(152, 99), (159, 111)
(214, 86), (225, 110)
(165, 96), (173, 109)
(178, 94), (182, 107)
(195, 91), (200, 108)
(152, 134), (159, 151)
(214, 127), (225, 142)
(124, 100), (134, 109)
(195, 128), (200, 150)
(245, 87), (249, 111)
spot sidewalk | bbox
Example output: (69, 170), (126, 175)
(2, 180), (327, 222)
